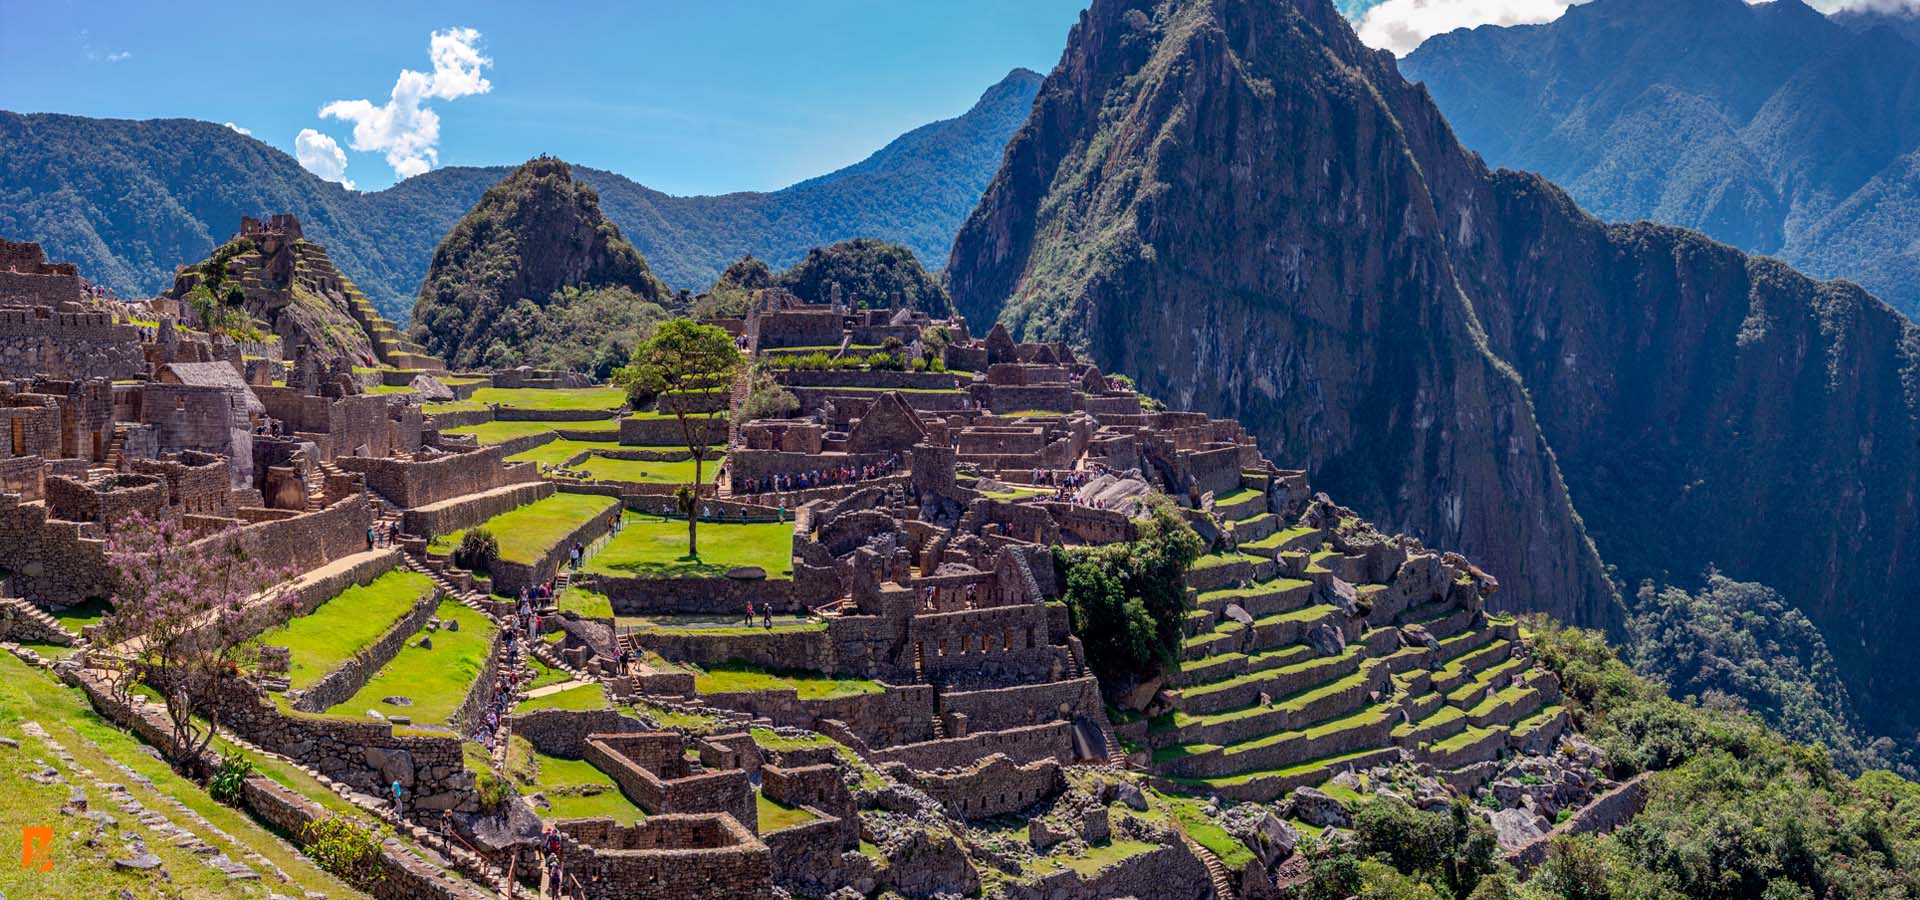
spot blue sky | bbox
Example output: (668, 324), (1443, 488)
(0, 0), (1088, 195)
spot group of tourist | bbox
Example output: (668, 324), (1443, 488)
(732, 451), (902, 497)
(366, 522), (399, 551)
(515, 589), (551, 639)
(251, 416), (285, 438)
(474, 629), (527, 754)
(741, 599), (775, 630)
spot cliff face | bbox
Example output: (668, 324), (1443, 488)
(948, 0), (1920, 737)
(411, 158), (672, 370)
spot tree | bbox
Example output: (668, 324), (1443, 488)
(1054, 495), (1202, 681)
(740, 368), (800, 421)
(614, 319), (742, 558)
(97, 512), (294, 769)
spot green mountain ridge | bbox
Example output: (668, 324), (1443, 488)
(0, 67), (1042, 319)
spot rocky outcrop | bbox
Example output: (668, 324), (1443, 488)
(946, 0), (1920, 738)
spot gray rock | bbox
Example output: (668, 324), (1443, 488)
(1288, 786), (1351, 829)
(113, 853), (163, 870)
(1307, 623), (1346, 656)
(417, 636), (432, 650)
(380, 696), (413, 707)
(1105, 780), (1149, 811)
(1247, 812), (1298, 866)
(1490, 807), (1551, 850)
(362, 747), (415, 788)
(1081, 807), (1111, 844)
(445, 618), (460, 632)
(408, 373), (455, 402)
(1028, 817), (1071, 850)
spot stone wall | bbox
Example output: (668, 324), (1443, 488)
(202, 494), (373, 578)
(583, 733), (756, 829)
(0, 491), (112, 603)
(867, 721), (1074, 771)
(620, 414), (728, 447)
(549, 815), (773, 900)
(591, 572), (805, 615)
(0, 308), (144, 380)
(887, 753), (1062, 820)
(239, 776), (493, 900)
(402, 481), (555, 540)
(632, 626), (834, 672)
(511, 708), (652, 758)
(337, 444), (540, 508)
(1505, 773), (1652, 872)
(774, 370), (963, 390)
(694, 682), (935, 749)
(0, 455), (43, 500)
(939, 677), (1105, 734)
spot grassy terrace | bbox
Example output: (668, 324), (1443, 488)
(1155, 659), (1374, 731)
(1191, 551), (1266, 571)
(259, 568), (435, 689)
(0, 655), (357, 898)
(505, 436), (619, 467)
(329, 599), (494, 726)
(429, 492), (619, 563)
(692, 663), (882, 700)
(469, 386), (627, 410)
(558, 585), (615, 618)
(1180, 602), (1338, 652)
(1167, 745), (1395, 789)
(1151, 789), (1255, 868)
(620, 613), (824, 635)
(574, 454), (724, 484)
(518, 683), (610, 713)
(757, 792), (817, 832)
(424, 399), (488, 414)
(505, 737), (644, 821)
(442, 419), (616, 445)
(584, 513), (793, 579)
(1243, 525), (1322, 554)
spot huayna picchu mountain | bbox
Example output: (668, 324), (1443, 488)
(410, 157), (672, 370)
(947, 0), (1920, 742)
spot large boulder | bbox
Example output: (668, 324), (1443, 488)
(1489, 807), (1551, 850)
(1288, 786), (1351, 829)
(409, 373), (455, 401)
(882, 829), (980, 899)
(1307, 623), (1346, 656)
(1246, 811), (1299, 866)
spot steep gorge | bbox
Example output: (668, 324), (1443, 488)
(947, 0), (1920, 739)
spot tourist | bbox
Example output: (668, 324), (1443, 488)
(762, 606), (772, 630)
(390, 779), (404, 815)
(366, 526), (377, 551)
(744, 599), (755, 627)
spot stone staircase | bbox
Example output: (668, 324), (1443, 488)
(0, 595), (78, 646)
(343, 284), (445, 372)
(104, 424), (128, 471)
(1182, 834), (1238, 900)
(399, 553), (500, 624)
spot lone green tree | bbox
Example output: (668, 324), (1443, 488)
(615, 319), (742, 559)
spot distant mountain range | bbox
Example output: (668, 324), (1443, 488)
(1400, 0), (1920, 316)
(0, 68), (1043, 320)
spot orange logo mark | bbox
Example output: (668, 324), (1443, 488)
(21, 825), (52, 872)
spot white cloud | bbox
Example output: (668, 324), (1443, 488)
(1356, 0), (1584, 56)
(105, 51), (132, 63)
(1813, 0), (1920, 10)
(224, 122), (252, 136)
(78, 29), (132, 63)
(317, 27), (492, 181)
(294, 128), (356, 191)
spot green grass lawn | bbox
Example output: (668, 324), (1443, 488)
(757, 791), (817, 833)
(328, 600), (494, 725)
(505, 437), (620, 468)
(557, 585), (615, 619)
(1150, 790), (1255, 868)
(365, 383), (417, 395)
(528, 658), (572, 691)
(517, 683), (610, 712)
(258, 568), (435, 689)
(424, 399), (488, 414)
(692, 663), (882, 700)
(0, 655), (356, 899)
(470, 386), (627, 410)
(429, 492), (619, 564)
(441, 419), (569, 444)
(47, 597), (111, 632)
(574, 454), (724, 484)
(506, 740), (645, 821)
(619, 613), (823, 635)
(584, 513), (793, 579)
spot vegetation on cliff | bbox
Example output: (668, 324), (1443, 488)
(1626, 572), (1912, 778)
(773, 238), (953, 314)
(410, 157), (672, 370)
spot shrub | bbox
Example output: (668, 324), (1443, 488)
(454, 528), (499, 573)
(866, 351), (904, 371)
(209, 750), (252, 805)
(301, 815), (390, 887)
(1054, 496), (1202, 680)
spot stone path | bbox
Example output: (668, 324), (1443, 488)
(16, 719), (284, 887)
(521, 679), (592, 699)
